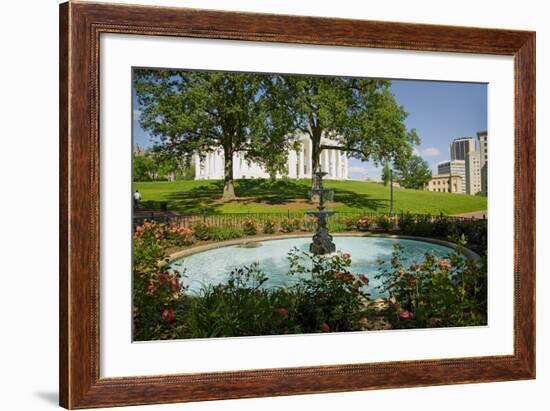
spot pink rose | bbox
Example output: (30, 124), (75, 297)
(438, 259), (452, 270)
(162, 308), (175, 322)
(276, 308), (289, 320)
(399, 310), (413, 319)
(135, 225), (144, 233)
(342, 252), (351, 260)
(147, 282), (156, 296)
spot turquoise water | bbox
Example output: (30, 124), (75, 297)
(168, 236), (455, 298)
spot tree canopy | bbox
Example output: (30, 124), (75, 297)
(394, 155), (432, 190)
(135, 69), (420, 199)
(135, 69), (294, 199)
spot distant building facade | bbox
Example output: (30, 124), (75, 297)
(477, 131), (488, 196)
(425, 174), (462, 193)
(193, 133), (349, 180)
(465, 151), (482, 195)
(437, 160), (466, 194)
(450, 137), (476, 161)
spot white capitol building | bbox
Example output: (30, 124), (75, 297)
(194, 134), (349, 180)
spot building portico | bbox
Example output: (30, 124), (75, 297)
(194, 134), (349, 180)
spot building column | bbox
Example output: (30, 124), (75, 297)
(194, 154), (201, 179)
(298, 144), (305, 178)
(335, 151), (341, 179)
(330, 150), (336, 177)
(323, 150), (329, 173)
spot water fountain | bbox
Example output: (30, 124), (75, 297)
(306, 169), (337, 255)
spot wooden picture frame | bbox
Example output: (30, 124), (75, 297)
(59, 1), (535, 408)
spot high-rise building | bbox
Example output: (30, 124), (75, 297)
(465, 151), (482, 194)
(450, 137), (476, 161)
(477, 131), (488, 196)
(437, 160), (466, 193)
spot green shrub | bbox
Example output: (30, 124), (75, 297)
(208, 225), (244, 241)
(375, 215), (392, 232)
(375, 236), (487, 329)
(286, 249), (369, 333)
(192, 221), (211, 241)
(263, 218), (276, 234)
(242, 218), (258, 236)
(356, 216), (371, 231)
(133, 221), (187, 340)
(280, 217), (296, 233)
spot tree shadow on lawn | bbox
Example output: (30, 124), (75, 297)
(162, 179), (387, 214)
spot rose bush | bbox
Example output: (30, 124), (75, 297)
(375, 235), (487, 329)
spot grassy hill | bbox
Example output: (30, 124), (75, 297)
(133, 178), (487, 215)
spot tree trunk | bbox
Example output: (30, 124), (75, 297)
(222, 146), (236, 201)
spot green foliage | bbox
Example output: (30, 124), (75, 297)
(280, 217), (297, 233)
(262, 218), (276, 234)
(208, 226), (245, 241)
(376, 237), (487, 328)
(133, 222), (187, 340)
(286, 249), (369, 332)
(134, 69), (296, 197)
(356, 216), (371, 231)
(275, 76), (419, 170)
(394, 154), (432, 189)
(242, 218), (258, 236)
(375, 215), (393, 232)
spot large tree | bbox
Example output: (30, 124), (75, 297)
(135, 70), (293, 200)
(273, 76), (419, 188)
(394, 155), (432, 190)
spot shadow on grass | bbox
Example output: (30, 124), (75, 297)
(147, 179), (387, 214)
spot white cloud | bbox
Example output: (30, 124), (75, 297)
(421, 147), (441, 157)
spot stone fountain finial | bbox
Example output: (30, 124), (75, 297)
(306, 168), (336, 255)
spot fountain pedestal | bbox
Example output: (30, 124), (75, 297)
(307, 169), (337, 255)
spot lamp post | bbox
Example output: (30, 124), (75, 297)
(389, 168), (394, 217)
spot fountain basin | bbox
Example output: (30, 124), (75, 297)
(168, 235), (471, 298)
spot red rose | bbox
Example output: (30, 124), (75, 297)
(406, 277), (416, 286)
(170, 277), (180, 293)
(410, 263), (419, 271)
(359, 274), (369, 285)
(276, 308), (289, 320)
(162, 308), (175, 322)
(147, 282), (156, 296)
(156, 272), (168, 285)
(399, 310), (413, 319)
(321, 322), (331, 332)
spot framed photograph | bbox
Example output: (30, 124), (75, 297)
(59, 1), (535, 408)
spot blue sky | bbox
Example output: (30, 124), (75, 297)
(133, 78), (487, 179)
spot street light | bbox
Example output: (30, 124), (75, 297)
(389, 168), (394, 217)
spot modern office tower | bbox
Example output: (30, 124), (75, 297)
(477, 131), (488, 196)
(450, 137), (476, 161)
(438, 160), (466, 193)
(465, 151), (482, 194)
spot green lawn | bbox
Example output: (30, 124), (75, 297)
(133, 178), (487, 215)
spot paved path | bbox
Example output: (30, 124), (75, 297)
(452, 210), (487, 219)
